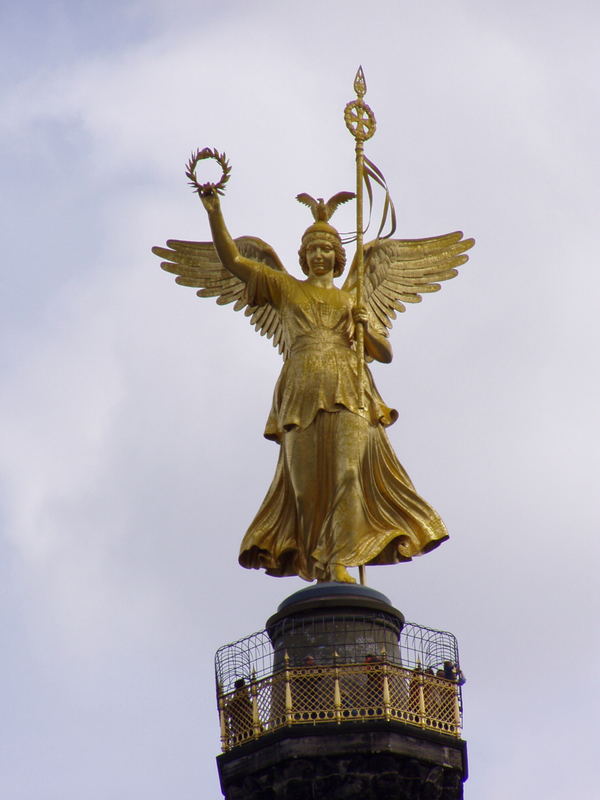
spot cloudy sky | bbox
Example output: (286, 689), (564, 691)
(2, 1), (599, 798)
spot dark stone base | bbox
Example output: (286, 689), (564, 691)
(217, 721), (467, 800)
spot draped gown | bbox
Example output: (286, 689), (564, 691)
(238, 263), (448, 581)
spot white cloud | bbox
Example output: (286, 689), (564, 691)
(2, 2), (600, 798)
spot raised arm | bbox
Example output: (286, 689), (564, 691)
(200, 189), (262, 283)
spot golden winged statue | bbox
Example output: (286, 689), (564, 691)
(153, 187), (474, 584)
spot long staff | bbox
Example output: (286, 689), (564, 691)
(344, 67), (377, 410)
(344, 68), (377, 585)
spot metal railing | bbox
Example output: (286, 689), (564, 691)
(217, 653), (462, 751)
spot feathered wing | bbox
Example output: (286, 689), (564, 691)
(342, 231), (475, 337)
(296, 191), (356, 222)
(152, 237), (290, 357)
(325, 192), (356, 221)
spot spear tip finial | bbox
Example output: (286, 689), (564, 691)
(354, 66), (367, 99)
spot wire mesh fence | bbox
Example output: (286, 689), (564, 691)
(215, 615), (463, 751)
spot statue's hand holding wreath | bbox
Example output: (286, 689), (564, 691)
(198, 186), (220, 215)
(185, 147), (231, 214)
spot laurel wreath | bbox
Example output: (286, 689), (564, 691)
(185, 147), (231, 196)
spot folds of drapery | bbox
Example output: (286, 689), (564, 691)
(239, 409), (448, 582)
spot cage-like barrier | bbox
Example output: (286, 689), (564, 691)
(215, 618), (463, 751)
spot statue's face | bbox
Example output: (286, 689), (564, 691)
(305, 236), (336, 277)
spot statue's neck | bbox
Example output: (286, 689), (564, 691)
(305, 275), (335, 289)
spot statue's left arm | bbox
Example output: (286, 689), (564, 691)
(353, 306), (392, 363)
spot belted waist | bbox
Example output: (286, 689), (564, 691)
(290, 331), (351, 354)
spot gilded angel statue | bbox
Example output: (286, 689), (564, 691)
(153, 181), (474, 584)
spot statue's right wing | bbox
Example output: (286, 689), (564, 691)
(152, 237), (289, 357)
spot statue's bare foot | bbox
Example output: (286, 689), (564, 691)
(331, 564), (356, 584)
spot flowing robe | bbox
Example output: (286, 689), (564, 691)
(238, 265), (448, 581)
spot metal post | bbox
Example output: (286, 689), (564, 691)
(333, 651), (342, 723)
(250, 670), (261, 738)
(217, 683), (228, 752)
(284, 651), (293, 725)
(418, 671), (426, 727)
(382, 661), (391, 721)
(453, 685), (462, 735)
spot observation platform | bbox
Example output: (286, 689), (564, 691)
(214, 584), (464, 753)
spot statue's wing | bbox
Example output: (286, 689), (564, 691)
(152, 237), (290, 357)
(342, 232), (475, 336)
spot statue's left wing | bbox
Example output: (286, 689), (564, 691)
(342, 231), (475, 336)
(152, 237), (289, 357)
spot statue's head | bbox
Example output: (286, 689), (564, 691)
(295, 191), (354, 278)
(298, 221), (346, 277)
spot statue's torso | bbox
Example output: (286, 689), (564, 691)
(263, 277), (396, 440)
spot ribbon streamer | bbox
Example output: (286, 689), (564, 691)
(340, 155), (396, 244)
